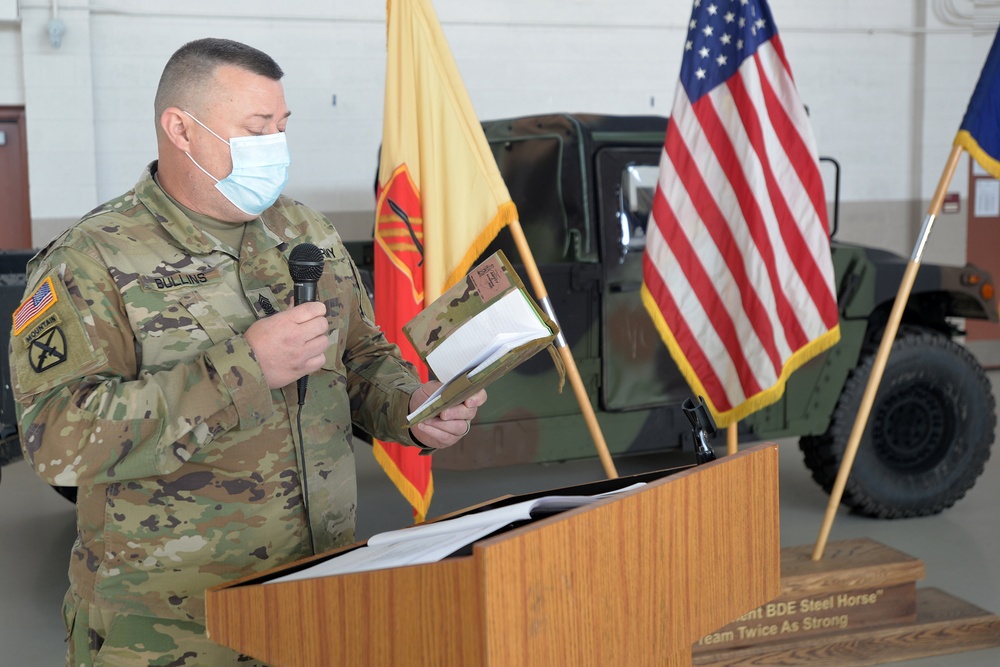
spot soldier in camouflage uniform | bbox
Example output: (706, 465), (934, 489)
(8, 38), (484, 667)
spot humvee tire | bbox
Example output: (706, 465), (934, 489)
(799, 325), (995, 518)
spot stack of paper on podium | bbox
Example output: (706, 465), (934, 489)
(404, 251), (560, 425)
(268, 484), (643, 582)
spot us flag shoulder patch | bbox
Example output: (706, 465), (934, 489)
(13, 276), (58, 336)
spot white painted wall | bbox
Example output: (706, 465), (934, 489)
(16, 1), (97, 245)
(0, 22), (23, 103)
(1, 0), (997, 264)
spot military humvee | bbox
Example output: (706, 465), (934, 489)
(352, 113), (998, 519)
(1, 251), (32, 479)
(2, 113), (997, 518)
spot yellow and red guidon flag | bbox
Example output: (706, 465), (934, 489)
(374, 0), (517, 521)
(641, 0), (840, 427)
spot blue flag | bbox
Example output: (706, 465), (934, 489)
(956, 28), (1000, 178)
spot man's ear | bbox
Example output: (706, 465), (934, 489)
(160, 108), (193, 151)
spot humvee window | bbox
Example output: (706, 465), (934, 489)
(618, 164), (658, 259)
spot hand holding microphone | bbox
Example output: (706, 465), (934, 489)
(245, 243), (328, 393)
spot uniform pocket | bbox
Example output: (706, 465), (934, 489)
(321, 328), (343, 373)
(136, 292), (237, 373)
(61, 588), (78, 643)
(175, 291), (239, 344)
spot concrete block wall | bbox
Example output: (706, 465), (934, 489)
(11, 1), (98, 245)
(0, 0), (997, 265)
(0, 21), (23, 103)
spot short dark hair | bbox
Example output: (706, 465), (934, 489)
(154, 38), (284, 120)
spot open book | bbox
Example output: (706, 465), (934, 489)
(267, 484), (644, 582)
(403, 251), (559, 425)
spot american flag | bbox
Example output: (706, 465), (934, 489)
(641, 0), (840, 426)
(13, 277), (57, 335)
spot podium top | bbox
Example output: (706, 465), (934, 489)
(206, 444), (781, 667)
(226, 460), (696, 587)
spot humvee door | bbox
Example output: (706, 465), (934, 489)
(597, 148), (690, 411)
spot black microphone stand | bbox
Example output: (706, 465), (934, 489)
(682, 396), (718, 465)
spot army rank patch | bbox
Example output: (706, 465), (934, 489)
(12, 276), (57, 335)
(246, 286), (282, 317)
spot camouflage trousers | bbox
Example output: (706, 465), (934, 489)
(63, 590), (272, 667)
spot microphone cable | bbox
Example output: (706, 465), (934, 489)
(287, 243), (325, 553)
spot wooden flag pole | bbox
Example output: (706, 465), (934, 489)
(507, 219), (619, 479)
(727, 423), (738, 456)
(812, 144), (964, 561)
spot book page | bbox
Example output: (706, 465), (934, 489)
(266, 484), (645, 583)
(466, 331), (543, 377)
(405, 329), (545, 422)
(268, 498), (546, 582)
(269, 521), (510, 580)
(425, 289), (550, 383)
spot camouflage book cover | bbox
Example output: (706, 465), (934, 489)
(403, 251), (559, 425)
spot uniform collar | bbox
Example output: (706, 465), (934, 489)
(136, 162), (304, 258)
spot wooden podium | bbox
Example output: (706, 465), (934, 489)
(205, 444), (780, 667)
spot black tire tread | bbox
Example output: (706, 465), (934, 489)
(799, 326), (995, 518)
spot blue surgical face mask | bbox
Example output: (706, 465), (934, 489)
(183, 111), (291, 216)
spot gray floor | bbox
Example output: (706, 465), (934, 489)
(2, 372), (998, 666)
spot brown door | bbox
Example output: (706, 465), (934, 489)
(966, 157), (1000, 341)
(0, 106), (32, 249)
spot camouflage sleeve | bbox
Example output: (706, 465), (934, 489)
(11, 246), (273, 487)
(340, 252), (423, 446)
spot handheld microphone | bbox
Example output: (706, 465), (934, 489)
(288, 243), (325, 406)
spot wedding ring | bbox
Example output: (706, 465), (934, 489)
(461, 420), (471, 437)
